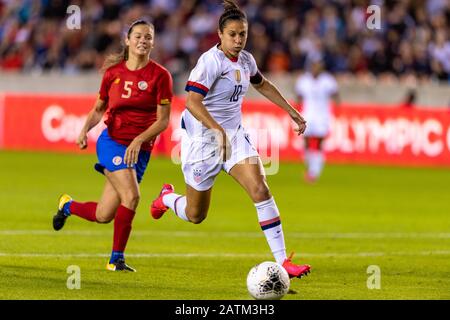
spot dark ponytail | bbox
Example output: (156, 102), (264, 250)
(218, 0), (247, 32)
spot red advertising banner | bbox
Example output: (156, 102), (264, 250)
(2, 93), (105, 153)
(327, 105), (450, 166)
(1, 93), (450, 167)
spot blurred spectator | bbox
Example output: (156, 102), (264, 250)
(429, 28), (450, 81)
(0, 0), (448, 85)
(399, 88), (417, 109)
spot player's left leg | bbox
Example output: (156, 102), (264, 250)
(316, 137), (326, 177)
(53, 194), (75, 231)
(228, 157), (283, 262)
(310, 137), (325, 180)
(303, 136), (313, 182)
(228, 157), (311, 278)
(104, 168), (140, 272)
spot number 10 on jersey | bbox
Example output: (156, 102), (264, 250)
(230, 85), (243, 102)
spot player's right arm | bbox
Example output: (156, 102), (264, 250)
(77, 68), (113, 149)
(76, 97), (107, 149)
(186, 91), (231, 161)
(185, 53), (231, 161)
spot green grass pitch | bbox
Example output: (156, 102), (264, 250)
(0, 150), (449, 299)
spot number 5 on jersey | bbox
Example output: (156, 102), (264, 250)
(122, 81), (133, 98)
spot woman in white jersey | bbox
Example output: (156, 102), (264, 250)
(150, 0), (310, 279)
(295, 59), (339, 183)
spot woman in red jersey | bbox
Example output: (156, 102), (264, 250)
(52, 20), (173, 272)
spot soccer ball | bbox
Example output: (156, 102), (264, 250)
(246, 261), (290, 300)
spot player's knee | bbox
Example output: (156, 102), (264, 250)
(121, 192), (140, 210)
(186, 207), (207, 224)
(189, 214), (206, 224)
(96, 215), (113, 224)
(250, 184), (271, 203)
(95, 208), (115, 224)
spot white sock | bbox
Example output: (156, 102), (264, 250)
(304, 150), (312, 173)
(162, 193), (189, 222)
(255, 197), (287, 265)
(310, 151), (324, 178)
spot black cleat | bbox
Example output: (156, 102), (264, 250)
(53, 194), (72, 231)
(106, 258), (136, 272)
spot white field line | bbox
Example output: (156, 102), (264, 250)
(0, 250), (450, 259)
(1, 230), (450, 239)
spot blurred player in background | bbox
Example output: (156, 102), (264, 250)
(150, 0), (311, 279)
(52, 20), (173, 272)
(399, 88), (417, 109)
(295, 57), (339, 183)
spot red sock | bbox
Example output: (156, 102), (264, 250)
(69, 201), (97, 222)
(112, 205), (136, 252)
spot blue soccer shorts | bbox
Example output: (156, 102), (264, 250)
(95, 128), (150, 183)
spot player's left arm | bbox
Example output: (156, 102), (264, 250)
(252, 74), (306, 136)
(134, 103), (171, 143)
(124, 104), (171, 166)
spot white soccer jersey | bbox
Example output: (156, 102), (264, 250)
(183, 45), (259, 136)
(295, 72), (338, 137)
(181, 45), (261, 191)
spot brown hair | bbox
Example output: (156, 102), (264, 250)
(101, 20), (154, 72)
(218, 0), (247, 32)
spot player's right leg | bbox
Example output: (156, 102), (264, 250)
(52, 194), (74, 231)
(151, 127), (218, 223)
(151, 184), (212, 224)
(52, 180), (120, 231)
(150, 183), (176, 219)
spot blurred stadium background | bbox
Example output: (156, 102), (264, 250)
(0, 0), (449, 300)
(1, 0), (449, 99)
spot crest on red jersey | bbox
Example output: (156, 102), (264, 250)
(138, 81), (148, 90)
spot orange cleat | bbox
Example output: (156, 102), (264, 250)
(150, 184), (174, 219)
(282, 252), (311, 278)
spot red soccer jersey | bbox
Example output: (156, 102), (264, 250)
(99, 60), (173, 151)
